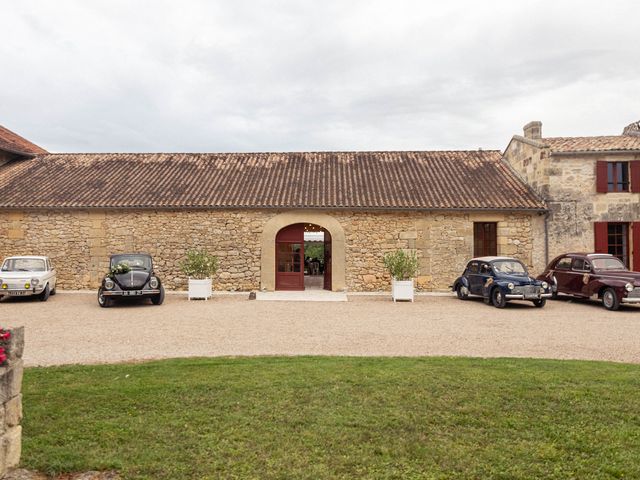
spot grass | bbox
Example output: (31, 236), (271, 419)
(23, 357), (640, 479)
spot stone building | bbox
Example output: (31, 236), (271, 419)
(0, 124), (546, 292)
(504, 120), (640, 270)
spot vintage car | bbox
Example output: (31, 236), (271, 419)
(98, 253), (164, 308)
(453, 256), (552, 308)
(538, 253), (640, 311)
(0, 256), (57, 301)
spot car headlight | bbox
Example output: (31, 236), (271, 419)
(625, 283), (634, 292)
(0, 281), (6, 289)
(541, 281), (548, 290)
(149, 277), (159, 289)
(25, 282), (30, 289)
(104, 278), (115, 290)
(507, 283), (514, 290)
(31, 278), (40, 286)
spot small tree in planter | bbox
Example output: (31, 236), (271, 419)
(180, 249), (219, 300)
(383, 249), (419, 302)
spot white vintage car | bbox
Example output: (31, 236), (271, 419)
(0, 256), (57, 301)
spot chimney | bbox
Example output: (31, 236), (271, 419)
(622, 120), (640, 136)
(523, 121), (542, 140)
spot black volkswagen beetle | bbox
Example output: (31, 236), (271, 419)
(452, 256), (552, 308)
(98, 253), (164, 308)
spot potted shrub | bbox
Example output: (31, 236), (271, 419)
(383, 249), (419, 302)
(180, 249), (218, 300)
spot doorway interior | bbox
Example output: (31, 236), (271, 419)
(275, 223), (332, 291)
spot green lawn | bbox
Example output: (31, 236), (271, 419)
(23, 357), (640, 479)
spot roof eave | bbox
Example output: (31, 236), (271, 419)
(0, 204), (548, 213)
(550, 149), (640, 157)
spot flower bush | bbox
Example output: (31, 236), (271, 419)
(0, 328), (12, 366)
(180, 250), (219, 280)
(383, 250), (419, 281)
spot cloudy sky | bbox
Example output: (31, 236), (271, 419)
(2, 1), (639, 153)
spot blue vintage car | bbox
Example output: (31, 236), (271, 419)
(452, 256), (552, 308)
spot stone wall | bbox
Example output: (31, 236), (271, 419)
(0, 327), (24, 476)
(336, 210), (543, 291)
(503, 136), (550, 198)
(0, 209), (541, 292)
(546, 153), (640, 261)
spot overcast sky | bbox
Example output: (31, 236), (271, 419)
(2, 1), (639, 153)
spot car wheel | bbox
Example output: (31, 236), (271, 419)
(532, 299), (546, 308)
(50, 286), (56, 296)
(491, 288), (506, 308)
(98, 288), (112, 308)
(602, 288), (620, 311)
(456, 284), (469, 300)
(151, 286), (165, 305)
(39, 284), (50, 302)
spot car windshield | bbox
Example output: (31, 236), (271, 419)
(492, 260), (527, 275)
(110, 255), (152, 271)
(1, 258), (46, 272)
(592, 257), (627, 271)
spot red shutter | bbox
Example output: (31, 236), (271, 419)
(633, 223), (640, 272)
(631, 161), (640, 193)
(594, 222), (608, 253)
(596, 161), (608, 193)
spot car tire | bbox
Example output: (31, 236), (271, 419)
(151, 286), (165, 305)
(532, 299), (546, 308)
(456, 284), (469, 300)
(50, 286), (56, 296)
(39, 284), (50, 302)
(98, 288), (112, 308)
(491, 287), (506, 308)
(602, 288), (620, 311)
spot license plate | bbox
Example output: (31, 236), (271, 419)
(123, 291), (142, 296)
(8, 291), (26, 296)
(524, 294), (538, 300)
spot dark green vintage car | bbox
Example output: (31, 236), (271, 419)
(98, 253), (164, 308)
(453, 256), (552, 308)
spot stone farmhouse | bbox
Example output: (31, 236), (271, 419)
(503, 120), (640, 271)
(0, 120), (638, 292)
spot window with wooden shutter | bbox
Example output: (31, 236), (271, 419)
(596, 161), (608, 193)
(607, 223), (629, 267)
(607, 162), (629, 192)
(633, 223), (640, 272)
(631, 161), (640, 193)
(594, 222), (608, 253)
(473, 222), (497, 257)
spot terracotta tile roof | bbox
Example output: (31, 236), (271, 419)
(0, 125), (48, 156)
(544, 135), (640, 153)
(0, 151), (545, 210)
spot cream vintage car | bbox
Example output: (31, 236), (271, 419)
(0, 256), (57, 301)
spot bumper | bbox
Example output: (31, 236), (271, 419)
(505, 293), (553, 300)
(621, 297), (640, 304)
(102, 289), (161, 297)
(0, 287), (45, 297)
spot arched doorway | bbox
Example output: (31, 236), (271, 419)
(260, 211), (345, 292)
(275, 223), (332, 291)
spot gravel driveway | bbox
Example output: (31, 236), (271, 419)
(2, 292), (639, 366)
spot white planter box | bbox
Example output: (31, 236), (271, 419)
(188, 278), (212, 300)
(392, 279), (414, 302)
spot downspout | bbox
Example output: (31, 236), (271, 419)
(544, 210), (549, 266)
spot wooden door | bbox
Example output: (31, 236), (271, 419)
(474, 222), (497, 257)
(276, 224), (304, 290)
(323, 229), (332, 290)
